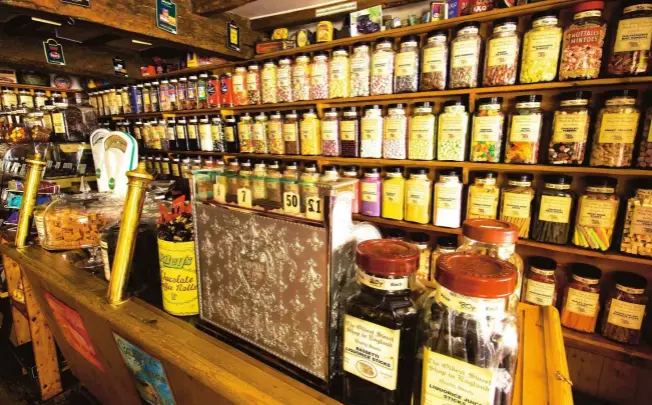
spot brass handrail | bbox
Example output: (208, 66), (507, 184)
(15, 153), (46, 248)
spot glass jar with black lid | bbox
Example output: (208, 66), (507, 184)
(175, 117), (189, 151)
(532, 174), (575, 244)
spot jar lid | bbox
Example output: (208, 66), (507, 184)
(333, 45), (348, 53)
(411, 167), (428, 175)
(225, 115), (235, 122)
(585, 176), (617, 190)
(353, 41), (370, 48)
(179, 77), (188, 82)
(529, 256), (557, 271)
(561, 91), (592, 102)
(444, 99), (465, 108)
(386, 166), (403, 174)
(303, 108), (317, 115)
(401, 34), (419, 43)
(436, 253), (517, 298)
(474, 171), (497, 180)
(295, 52), (309, 58)
(415, 101), (433, 108)
(388, 103), (405, 109)
(436, 235), (458, 249)
(170, 78), (178, 83)
(323, 164), (339, 172)
(427, 30), (447, 39)
(248, 61), (260, 67)
(167, 118), (176, 124)
(458, 21), (480, 30)
(544, 174), (572, 185)
(571, 263), (602, 281)
(411, 232), (430, 244)
(573, 1), (604, 13)
(439, 169), (460, 177)
(614, 271), (648, 291)
(532, 9), (559, 21)
(365, 104), (382, 111)
(356, 239), (419, 277)
(278, 55), (292, 62)
(343, 106), (358, 113)
(478, 97), (503, 105)
(313, 50), (328, 57)
(515, 94), (542, 103)
(364, 167), (380, 173)
(508, 172), (533, 183)
(463, 219), (519, 244)
(189, 75), (197, 80)
(495, 17), (518, 26)
(285, 160), (298, 168)
(325, 107), (338, 113)
(386, 230), (404, 242)
(304, 162), (317, 169)
(606, 89), (638, 99)
(376, 37), (393, 45)
(343, 165), (359, 172)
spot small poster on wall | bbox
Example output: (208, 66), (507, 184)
(114, 333), (177, 405)
(156, 0), (178, 34)
(113, 57), (128, 77)
(43, 39), (66, 66)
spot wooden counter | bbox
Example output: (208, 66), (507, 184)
(0, 243), (340, 405)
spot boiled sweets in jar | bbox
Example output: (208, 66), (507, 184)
(261, 60), (278, 104)
(277, 56), (294, 103)
(293, 54), (311, 101)
(607, 2), (652, 77)
(322, 108), (341, 157)
(559, 1), (607, 81)
(361, 105), (384, 158)
(310, 51), (330, 100)
(504, 95), (543, 164)
(394, 35), (420, 93)
(421, 30), (448, 91)
(329, 46), (350, 98)
(341, 107), (360, 157)
(450, 22), (482, 89)
(371, 38), (395, 96)
(520, 10), (563, 84)
(350, 42), (371, 97)
(470, 97), (505, 163)
(483, 17), (521, 87)
(383, 104), (408, 159)
(409, 102), (436, 161)
(437, 100), (469, 161)
(548, 91), (592, 165)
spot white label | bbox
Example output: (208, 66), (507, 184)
(510, 115), (542, 142)
(473, 116), (501, 142)
(343, 315), (401, 391)
(607, 298), (646, 330)
(451, 39), (479, 68)
(357, 269), (409, 291)
(436, 285), (505, 317)
(306, 196), (323, 221)
(372, 52), (393, 76)
(101, 240), (111, 282)
(322, 121), (339, 141)
(565, 288), (600, 317)
(524, 279), (556, 306)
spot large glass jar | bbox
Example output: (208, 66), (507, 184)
(433, 169), (463, 228)
(342, 166), (360, 214)
(350, 42), (371, 97)
(409, 102), (436, 160)
(470, 97), (504, 162)
(199, 116), (214, 152)
(196, 75), (207, 109)
(211, 116), (226, 153)
(102, 90), (112, 115)
(572, 176), (619, 251)
(300, 109), (321, 155)
(224, 115), (239, 153)
(405, 168), (432, 224)
(370, 38), (395, 96)
(421, 30), (448, 91)
(322, 107), (340, 157)
(532, 174), (575, 245)
(238, 113), (254, 153)
(283, 111), (300, 154)
(561, 263), (602, 333)
(382, 167), (405, 221)
(187, 76), (199, 110)
(548, 91), (592, 165)
(520, 10), (563, 84)
(329, 46), (349, 98)
(252, 113), (269, 154)
(500, 173), (534, 239)
(34, 91), (48, 109)
(281, 161), (301, 214)
(262, 60), (278, 104)
(176, 78), (188, 111)
(187, 116), (200, 151)
(607, 1), (652, 77)
(343, 240), (419, 405)
(416, 253), (518, 405)
(310, 51), (329, 100)
(51, 101), (98, 142)
(590, 90), (640, 167)
(559, 1), (607, 81)
(467, 172), (500, 220)
(601, 272), (649, 344)
(252, 162), (268, 202)
(1, 88), (17, 109)
(233, 66), (249, 106)
(24, 110), (51, 142)
(361, 105), (383, 158)
(428, 236), (458, 283)
(121, 85), (132, 113)
(292, 54), (311, 101)
(341, 107), (360, 158)
(360, 167), (382, 217)
(410, 233), (432, 284)
(437, 100), (468, 161)
(268, 112), (284, 155)
(636, 105), (652, 168)
(247, 63), (262, 105)
(265, 160), (283, 207)
(394, 35), (419, 93)
(300, 163), (321, 218)
(18, 90), (33, 109)
(450, 22), (482, 89)
(522, 256), (559, 307)
(383, 103), (407, 159)
(483, 17), (520, 87)
(504, 94), (544, 164)
(277, 56), (293, 103)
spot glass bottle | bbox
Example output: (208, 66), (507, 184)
(405, 168), (432, 224)
(277, 56), (293, 103)
(225, 159), (241, 204)
(142, 83), (152, 113)
(500, 173), (535, 239)
(252, 161), (268, 202)
(483, 17), (521, 87)
(361, 105), (383, 158)
(300, 162), (321, 218)
(371, 38), (395, 95)
(233, 66), (249, 106)
(504, 94), (544, 164)
(199, 116), (214, 152)
(176, 78), (188, 111)
(342, 165), (360, 214)
(637, 104), (652, 168)
(121, 86), (132, 113)
(433, 169), (463, 228)
(394, 35), (420, 93)
(300, 109), (321, 156)
(522, 256), (559, 307)
(421, 30), (448, 91)
(292, 53), (311, 101)
(410, 232), (432, 284)
(169, 79), (179, 111)
(310, 51), (329, 100)
(429, 236), (458, 283)
(246, 62), (262, 105)
(341, 107), (360, 158)
(166, 118), (177, 151)
(437, 100), (469, 161)
(266, 160), (283, 207)
(322, 108), (340, 157)
(561, 263), (602, 333)
(548, 91), (592, 165)
(520, 10), (563, 84)
(282, 161), (301, 215)
(559, 1), (607, 81)
(224, 115), (239, 153)
(382, 167), (405, 221)
(350, 42), (371, 97)
(268, 112), (285, 155)
(360, 167), (382, 217)
(253, 113), (269, 154)
(197, 74), (208, 109)
(383, 103), (407, 160)
(450, 22), (482, 89)
(601, 271), (649, 344)
(467, 172), (500, 220)
(211, 116), (226, 153)
(238, 113), (254, 153)
(187, 76), (198, 110)
(409, 101), (436, 160)
(532, 174), (575, 245)
(608, 1), (652, 77)
(470, 97), (504, 162)
(187, 116), (200, 151)
(572, 176), (619, 251)
(330, 46), (350, 98)
(262, 60), (278, 104)
(283, 110), (300, 155)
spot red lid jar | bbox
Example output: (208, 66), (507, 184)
(436, 253), (517, 298)
(356, 239), (419, 291)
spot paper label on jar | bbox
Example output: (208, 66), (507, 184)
(262, 68), (276, 86)
(614, 17), (652, 52)
(306, 196), (323, 221)
(343, 315), (401, 391)
(407, 184), (428, 207)
(538, 195), (572, 223)
(564, 26), (603, 49)
(439, 115), (466, 141)
(187, 125), (198, 140)
(361, 118), (382, 140)
(237, 187), (252, 208)
(52, 112), (66, 134)
(372, 52), (393, 76)
(238, 123), (251, 140)
(283, 124), (297, 141)
(509, 115), (542, 142)
(310, 64), (327, 84)
(351, 57), (370, 77)
(300, 122), (316, 140)
(292, 65), (307, 80)
(233, 75), (244, 92)
(472, 116), (501, 142)
(410, 116), (435, 140)
(283, 191), (301, 214)
(268, 121), (282, 139)
(330, 59), (348, 80)
(421, 347), (496, 405)
(252, 123), (265, 140)
(171, 163), (181, 177)
(630, 206), (652, 235)
(158, 240), (199, 316)
(395, 51), (417, 76)
(383, 183), (403, 203)
(451, 39), (479, 68)
(552, 114), (589, 143)
(358, 269), (409, 291)
(565, 287), (600, 317)
(321, 121), (338, 140)
(2, 93), (17, 107)
(607, 298), (646, 330)
(578, 199), (616, 228)
(423, 47), (446, 73)
(361, 182), (379, 202)
(598, 112), (640, 144)
(488, 36), (518, 67)
(384, 118), (406, 141)
(469, 193), (498, 217)
(100, 240), (111, 282)
(224, 127), (235, 142)
(436, 185), (461, 210)
(277, 67), (290, 83)
(213, 182), (226, 203)
(523, 30), (562, 64)
(502, 192), (531, 219)
(246, 72), (258, 91)
(437, 285), (506, 316)
(525, 279), (556, 306)
(340, 120), (357, 141)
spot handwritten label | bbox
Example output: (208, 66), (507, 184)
(157, 240), (198, 316)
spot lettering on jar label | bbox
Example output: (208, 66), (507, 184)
(410, 116), (434, 140)
(469, 193), (498, 216)
(358, 269), (409, 291)
(407, 184), (427, 206)
(300, 122), (315, 139)
(525, 279), (556, 306)
(310, 64), (327, 84)
(331, 59), (348, 80)
(565, 287), (600, 317)
(52, 113), (66, 134)
(246, 72), (258, 91)
(384, 183), (402, 203)
(452, 39), (479, 68)
(523, 30), (562, 63)
(607, 298), (646, 330)
(440, 116), (466, 141)
(213, 182), (226, 203)
(487, 36), (518, 67)
(510, 115), (542, 142)
(631, 206), (652, 235)
(421, 347), (495, 405)
(552, 114), (588, 142)
(395, 52), (417, 76)
(372, 53), (393, 75)
(343, 315), (401, 391)
(437, 285), (506, 316)
(283, 124), (297, 141)
(598, 113), (639, 144)
(361, 182), (378, 202)
(423, 47), (446, 73)
(384, 118), (406, 140)
(340, 120), (357, 140)
(538, 195), (572, 223)
(473, 116), (501, 142)
(578, 199), (616, 228)
(614, 17), (652, 53)
(436, 185), (461, 210)
(564, 26), (603, 48)
(502, 192), (531, 219)
(322, 121), (338, 140)
(361, 119), (382, 140)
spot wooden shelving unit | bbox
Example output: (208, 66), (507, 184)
(563, 328), (652, 367)
(1, 83), (82, 93)
(140, 62), (234, 80)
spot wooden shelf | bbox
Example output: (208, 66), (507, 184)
(562, 328), (652, 367)
(1, 83), (83, 93)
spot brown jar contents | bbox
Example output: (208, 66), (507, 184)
(561, 263), (602, 333)
(522, 256), (558, 307)
(283, 111), (300, 155)
(601, 272), (649, 345)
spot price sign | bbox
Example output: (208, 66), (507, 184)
(306, 196), (323, 221)
(213, 182), (226, 203)
(283, 191), (301, 214)
(237, 188), (252, 208)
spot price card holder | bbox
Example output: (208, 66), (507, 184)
(306, 196), (323, 221)
(283, 191), (301, 214)
(213, 182), (226, 203)
(237, 187), (252, 208)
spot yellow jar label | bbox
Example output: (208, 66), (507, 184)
(341, 120), (357, 141)
(423, 47), (446, 73)
(473, 116), (501, 142)
(372, 52), (392, 75)
(435, 185), (461, 210)
(300, 122), (315, 139)
(252, 123), (265, 140)
(451, 39), (479, 68)
(310, 64), (327, 85)
(52, 112), (66, 134)
(406, 183), (428, 206)
(158, 240), (199, 316)
(361, 182), (378, 202)
(522, 29), (562, 66)
(439, 115), (466, 141)
(614, 17), (652, 53)
(565, 287), (599, 317)
(509, 115), (542, 142)
(306, 196), (323, 221)
(421, 347), (495, 405)
(383, 183), (403, 203)
(283, 123), (297, 141)
(538, 195), (572, 223)
(268, 122), (282, 139)
(598, 112), (640, 144)
(502, 192), (531, 219)
(322, 121), (338, 141)
(330, 59), (348, 80)
(233, 75), (244, 92)
(469, 193), (498, 217)
(437, 285), (505, 316)
(410, 116), (434, 140)
(262, 68), (276, 87)
(283, 191), (301, 214)
(213, 182), (226, 203)
(578, 199), (616, 228)
(361, 118), (381, 140)
(343, 315), (401, 391)
(487, 36), (518, 67)
(607, 298), (646, 330)
(384, 118), (406, 141)
(525, 279), (556, 306)
(631, 206), (652, 234)
(552, 114), (588, 143)
(237, 187), (252, 208)
(246, 72), (258, 91)
(395, 51), (417, 76)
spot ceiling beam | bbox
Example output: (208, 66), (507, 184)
(192, 0), (255, 16)
(1, 0), (257, 59)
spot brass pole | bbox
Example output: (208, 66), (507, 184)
(107, 162), (153, 305)
(15, 153), (46, 248)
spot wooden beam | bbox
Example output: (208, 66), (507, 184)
(192, 0), (255, 16)
(2, 0), (256, 59)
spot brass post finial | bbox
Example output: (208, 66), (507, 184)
(15, 153), (47, 248)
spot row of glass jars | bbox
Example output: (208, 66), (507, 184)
(0, 88), (59, 110)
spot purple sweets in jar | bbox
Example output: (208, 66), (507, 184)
(360, 167), (382, 217)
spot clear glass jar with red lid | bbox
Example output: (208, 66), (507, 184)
(416, 253), (518, 405)
(561, 263), (602, 333)
(342, 239), (419, 405)
(601, 272), (649, 344)
(522, 256), (559, 307)
(559, 1), (607, 81)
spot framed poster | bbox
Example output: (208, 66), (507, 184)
(113, 57), (128, 77)
(43, 39), (65, 66)
(156, 0), (178, 34)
